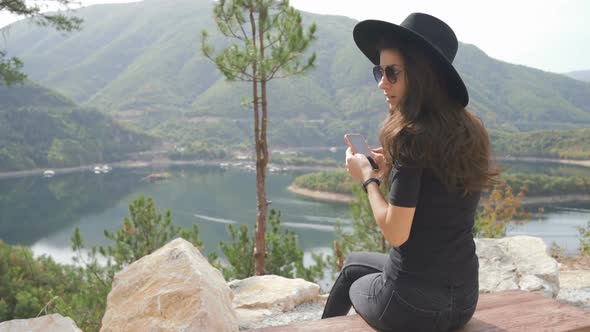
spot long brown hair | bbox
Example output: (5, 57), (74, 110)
(376, 39), (499, 194)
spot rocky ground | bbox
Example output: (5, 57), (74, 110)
(247, 300), (326, 330)
(557, 255), (590, 270)
(556, 255), (590, 310)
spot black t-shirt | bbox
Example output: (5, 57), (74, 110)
(388, 160), (480, 287)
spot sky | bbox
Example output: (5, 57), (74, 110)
(1, 0), (589, 73)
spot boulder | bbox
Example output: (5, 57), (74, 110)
(0, 314), (81, 332)
(229, 275), (322, 329)
(476, 236), (560, 297)
(100, 238), (238, 332)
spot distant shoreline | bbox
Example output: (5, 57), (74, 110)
(287, 185), (353, 204)
(0, 159), (340, 180)
(288, 184), (590, 206)
(0, 160), (163, 179)
(497, 156), (590, 168)
(0, 155), (588, 180)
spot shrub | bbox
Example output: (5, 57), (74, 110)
(329, 185), (389, 272)
(213, 209), (325, 282)
(473, 180), (531, 238)
(0, 241), (83, 323)
(578, 221), (590, 255)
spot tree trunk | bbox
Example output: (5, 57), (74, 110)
(254, 135), (268, 275)
(257, 4), (270, 276)
(250, 3), (266, 276)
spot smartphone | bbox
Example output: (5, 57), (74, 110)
(344, 133), (371, 155)
(344, 133), (379, 169)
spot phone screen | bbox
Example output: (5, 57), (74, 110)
(345, 134), (371, 156)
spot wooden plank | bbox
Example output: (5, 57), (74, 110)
(473, 290), (550, 311)
(568, 327), (590, 332)
(464, 291), (590, 332)
(250, 290), (590, 332)
(459, 313), (590, 332)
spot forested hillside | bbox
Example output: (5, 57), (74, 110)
(3, 0), (589, 150)
(0, 81), (155, 171)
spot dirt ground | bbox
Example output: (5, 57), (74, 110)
(557, 255), (590, 271)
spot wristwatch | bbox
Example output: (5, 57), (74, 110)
(362, 177), (381, 193)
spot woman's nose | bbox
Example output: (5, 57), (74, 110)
(378, 75), (389, 90)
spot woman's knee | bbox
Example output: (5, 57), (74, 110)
(343, 251), (388, 272)
(343, 251), (365, 268)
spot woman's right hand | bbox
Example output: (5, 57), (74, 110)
(371, 147), (386, 171)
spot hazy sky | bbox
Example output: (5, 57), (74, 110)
(1, 0), (588, 73)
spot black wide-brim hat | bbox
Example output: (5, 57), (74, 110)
(353, 13), (469, 107)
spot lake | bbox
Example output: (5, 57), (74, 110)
(0, 161), (589, 267)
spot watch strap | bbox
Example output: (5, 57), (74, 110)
(362, 177), (381, 193)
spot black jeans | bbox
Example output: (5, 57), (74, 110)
(321, 249), (479, 332)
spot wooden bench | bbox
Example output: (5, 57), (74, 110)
(250, 290), (590, 332)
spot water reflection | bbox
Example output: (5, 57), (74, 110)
(0, 169), (147, 245)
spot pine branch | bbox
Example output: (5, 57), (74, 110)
(222, 5), (246, 41)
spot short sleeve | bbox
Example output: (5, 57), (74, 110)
(388, 161), (423, 207)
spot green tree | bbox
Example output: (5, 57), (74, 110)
(0, 0), (82, 85)
(64, 195), (204, 331)
(0, 241), (82, 322)
(202, 0), (317, 275)
(0, 195), (205, 331)
(215, 209), (325, 282)
(97, 195), (203, 269)
(577, 221), (590, 255)
(0, 50), (25, 85)
(330, 185), (389, 271)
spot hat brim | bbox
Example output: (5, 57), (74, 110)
(353, 20), (469, 107)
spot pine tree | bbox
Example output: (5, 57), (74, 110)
(202, 0), (316, 275)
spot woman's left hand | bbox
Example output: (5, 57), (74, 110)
(345, 147), (378, 182)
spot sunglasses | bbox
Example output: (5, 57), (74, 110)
(372, 65), (402, 84)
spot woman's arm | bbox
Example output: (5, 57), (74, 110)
(364, 182), (415, 247)
(346, 147), (416, 247)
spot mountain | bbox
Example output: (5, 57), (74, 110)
(0, 80), (155, 171)
(4, 0), (590, 148)
(564, 70), (590, 82)
(0, 80), (76, 110)
(455, 48), (590, 131)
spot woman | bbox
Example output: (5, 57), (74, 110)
(321, 13), (498, 332)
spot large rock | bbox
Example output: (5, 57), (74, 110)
(0, 314), (81, 332)
(229, 275), (322, 330)
(476, 236), (560, 297)
(100, 238), (238, 332)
